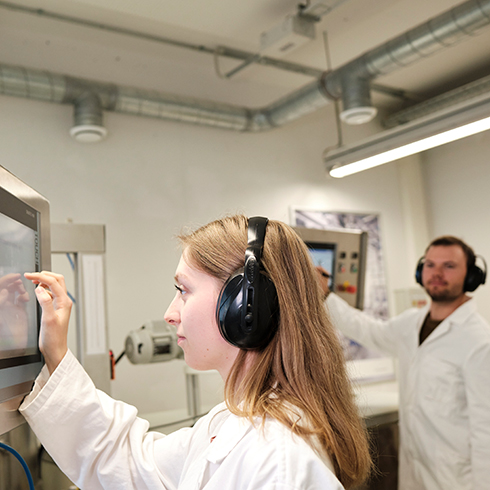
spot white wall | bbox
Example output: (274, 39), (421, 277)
(422, 131), (490, 322)
(0, 14), (418, 416)
(0, 92), (415, 414)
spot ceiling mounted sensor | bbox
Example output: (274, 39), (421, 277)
(259, 1), (351, 58)
(259, 14), (316, 58)
(70, 92), (107, 143)
(325, 91), (490, 178)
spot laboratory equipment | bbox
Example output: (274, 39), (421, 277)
(293, 226), (368, 309)
(125, 320), (183, 364)
(51, 222), (111, 394)
(0, 166), (50, 437)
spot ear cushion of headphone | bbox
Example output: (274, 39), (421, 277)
(216, 269), (278, 350)
(217, 270), (244, 346)
(464, 265), (486, 292)
(415, 257), (424, 286)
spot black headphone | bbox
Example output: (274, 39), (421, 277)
(415, 254), (487, 292)
(216, 216), (279, 350)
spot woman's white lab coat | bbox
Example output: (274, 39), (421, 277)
(20, 350), (343, 490)
(327, 294), (490, 490)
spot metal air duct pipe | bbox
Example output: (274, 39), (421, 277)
(70, 92), (108, 142)
(0, 0), (489, 138)
(384, 73), (490, 128)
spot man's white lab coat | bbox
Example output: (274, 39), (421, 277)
(327, 294), (490, 490)
(20, 350), (343, 490)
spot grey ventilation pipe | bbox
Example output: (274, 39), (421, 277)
(0, 0), (489, 139)
(70, 92), (108, 142)
(384, 73), (490, 128)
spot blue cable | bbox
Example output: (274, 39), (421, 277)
(65, 253), (77, 304)
(0, 441), (35, 490)
(66, 252), (75, 271)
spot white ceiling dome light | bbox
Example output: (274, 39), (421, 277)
(69, 124), (107, 143)
(340, 106), (378, 125)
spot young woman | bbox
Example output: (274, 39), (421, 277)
(21, 215), (371, 490)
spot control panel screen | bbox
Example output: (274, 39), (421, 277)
(0, 188), (40, 366)
(307, 244), (335, 289)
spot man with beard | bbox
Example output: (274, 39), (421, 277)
(317, 236), (490, 490)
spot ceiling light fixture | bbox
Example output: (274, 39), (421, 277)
(325, 93), (490, 178)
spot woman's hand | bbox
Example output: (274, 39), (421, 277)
(24, 271), (72, 375)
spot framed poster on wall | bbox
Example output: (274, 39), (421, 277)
(291, 208), (395, 382)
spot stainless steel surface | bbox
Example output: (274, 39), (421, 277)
(0, 166), (51, 274)
(0, 424), (41, 490)
(0, 166), (50, 436)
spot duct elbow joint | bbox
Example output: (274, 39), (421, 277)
(246, 110), (275, 132)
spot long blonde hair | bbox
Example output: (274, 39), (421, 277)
(179, 215), (371, 489)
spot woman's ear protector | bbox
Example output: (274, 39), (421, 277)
(415, 255), (487, 292)
(216, 216), (279, 350)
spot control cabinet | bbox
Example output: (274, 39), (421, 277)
(293, 226), (368, 309)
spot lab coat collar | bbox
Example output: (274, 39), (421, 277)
(422, 297), (476, 344)
(205, 409), (254, 464)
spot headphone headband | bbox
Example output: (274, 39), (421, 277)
(244, 217), (268, 287)
(242, 217), (268, 328)
(246, 217), (268, 263)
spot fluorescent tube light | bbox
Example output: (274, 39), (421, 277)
(325, 93), (490, 178)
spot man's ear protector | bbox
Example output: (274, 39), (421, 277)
(415, 255), (487, 292)
(216, 217), (279, 350)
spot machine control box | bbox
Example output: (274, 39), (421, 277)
(293, 226), (368, 309)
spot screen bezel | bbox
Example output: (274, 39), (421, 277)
(0, 186), (42, 370)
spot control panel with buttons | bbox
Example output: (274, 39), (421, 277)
(293, 226), (368, 309)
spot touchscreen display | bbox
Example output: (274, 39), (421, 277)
(308, 246), (335, 289)
(0, 190), (40, 364)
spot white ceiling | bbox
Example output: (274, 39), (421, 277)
(2, 0), (490, 113)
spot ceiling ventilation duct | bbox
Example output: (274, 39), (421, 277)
(384, 74), (490, 129)
(337, 75), (377, 125)
(70, 92), (107, 142)
(0, 0), (489, 141)
(325, 90), (490, 178)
